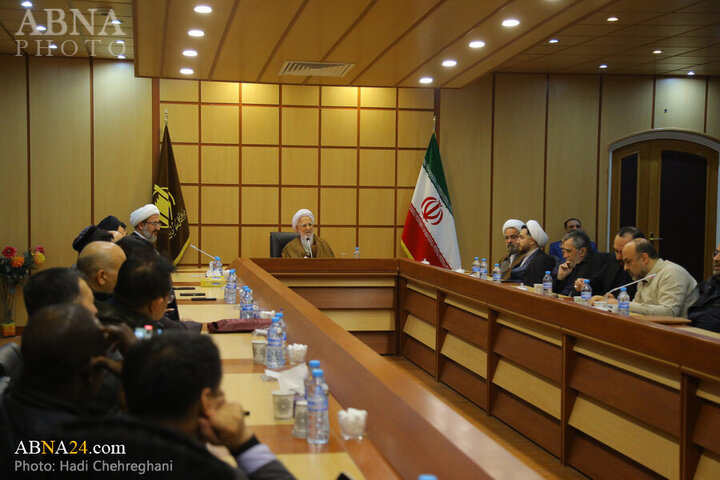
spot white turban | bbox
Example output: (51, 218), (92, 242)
(525, 220), (549, 248)
(130, 204), (160, 227)
(292, 209), (314, 230)
(502, 219), (524, 234)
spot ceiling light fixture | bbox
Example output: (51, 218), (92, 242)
(183, 49), (198, 57)
(468, 40), (485, 49)
(442, 59), (457, 67)
(188, 29), (205, 37)
(607, 16), (619, 22)
(653, 49), (662, 54)
(419, 77), (433, 84)
(117, 54), (126, 59)
(111, 19), (122, 25)
(49, 44), (57, 49)
(599, 64), (608, 69)
(548, 39), (559, 44)
(688, 71), (695, 76)
(502, 19), (520, 27)
(36, 25), (47, 32)
(194, 5), (212, 14)
(21, 1), (33, 7)
(180, 68), (194, 75)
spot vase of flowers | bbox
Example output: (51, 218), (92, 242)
(1, 245), (45, 337)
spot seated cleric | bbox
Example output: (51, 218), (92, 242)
(281, 209), (335, 259)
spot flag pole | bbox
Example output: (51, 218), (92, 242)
(164, 109), (168, 127)
(432, 115), (436, 133)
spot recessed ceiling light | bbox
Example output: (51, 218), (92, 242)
(111, 19), (122, 25)
(688, 71), (695, 76)
(599, 64), (608, 69)
(442, 59), (457, 67)
(468, 40), (485, 49)
(180, 68), (194, 75)
(548, 39), (559, 44)
(653, 49), (662, 54)
(115, 39), (125, 44)
(419, 77), (433, 84)
(194, 5), (212, 13)
(117, 54), (126, 59)
(36, 25), (47, 32)
(49, 44), (57, 49)
(183, 49), (198, 57)
(607, 16), (619, 22)
(502, 19), (520, 27)
(188, 29), (205, 37)
(21, 1), (33, 7)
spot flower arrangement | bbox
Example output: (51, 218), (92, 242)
(1, 245), (45, 337)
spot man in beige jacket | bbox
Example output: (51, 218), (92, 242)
(622, 238), (698, 317)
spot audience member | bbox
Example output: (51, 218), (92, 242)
(623, 238), (698, 317)
(76, 241), (127, 305)
(553, 230), (611, 296)
(282, 208), (334, 258)
(581, 226), (644, 298)
(99, 254), (200, 332)
(72, 225), (115, 253)
(687, 244), (720, 332)
(0, 305), (121, 475)
(97, 214), (127, 237)
(548, 218), (597, 264)
(23, 267), (97, 317)
(497, 219), (525, 281)
(130, 203), (162, 244)
(57, 332), (295, 479)
(509, 221), (555, 286)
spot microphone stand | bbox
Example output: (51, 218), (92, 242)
(603, 273), (657, 302)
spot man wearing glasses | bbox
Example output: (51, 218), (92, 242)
(497, 219), (524, 281)
(687, 244), (720, 333)
(130, 204), (162, 244)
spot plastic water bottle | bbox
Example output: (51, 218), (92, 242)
(492, 263), (501, 283)
(480, 258), (488, 279)
(305, 360), (321, 399)
(580, 279), (592, 304)
(265, 317), (285, 369)
(212, 256), (222, 273)
(307, 369), (330, 445)
(240, 286), (254, 319)
(353, 246), (360, 258)
(277, 312), (287, 364)
(471, 257), (481, 278)
(543, 271), (552, 296)
(224, 269), (237, 304)
(617, 287), (630, 316)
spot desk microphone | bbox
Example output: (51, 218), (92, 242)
(306, 236), (313, 258)
(604, 273), (657, 297)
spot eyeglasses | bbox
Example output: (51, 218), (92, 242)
(144, 221), (161, 227)
(713, 250), (720, 257)
(504, 235), (518, 240)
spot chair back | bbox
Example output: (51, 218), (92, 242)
(269, 232), (299, 257)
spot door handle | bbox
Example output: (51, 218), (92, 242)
(649, 232), (663, 241)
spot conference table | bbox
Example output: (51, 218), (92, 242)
(175, 258), (720, 480)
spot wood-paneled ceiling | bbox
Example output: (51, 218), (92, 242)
(1, 0), (718, 87)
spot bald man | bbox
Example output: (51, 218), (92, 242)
(77, 241), (127, 305)
(622, 238), (698, 317)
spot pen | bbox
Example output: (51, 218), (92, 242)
(173, 286), (196, 290)
(179, 293), (206, 296)
(191, 297), (217, 302)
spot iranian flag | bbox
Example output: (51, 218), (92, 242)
(401, 133), (461, 270)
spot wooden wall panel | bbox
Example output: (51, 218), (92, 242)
(29, 57), (91, 268)
(707, 78), (720, 139)
(201, 81), (238, 103)
(653, 77), (706, 132)
(545, 75), (600, 244)
(201, 145), (239, 184)
(491, 74), (547, 263)
(93, 60), (152, 227)
(0, 55), (28, 249)
(159, 79), (198, 102)
(440, 76), (492, 267)
(359, 149), (394, 186)
(598, 76), (653, 248)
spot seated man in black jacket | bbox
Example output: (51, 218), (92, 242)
(509, 221), (556, 286)
(553, 229), (612, 296)
(687, 244), (720, 333)
(0, 304), (126, 478)
(57, 332), (295, 480)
